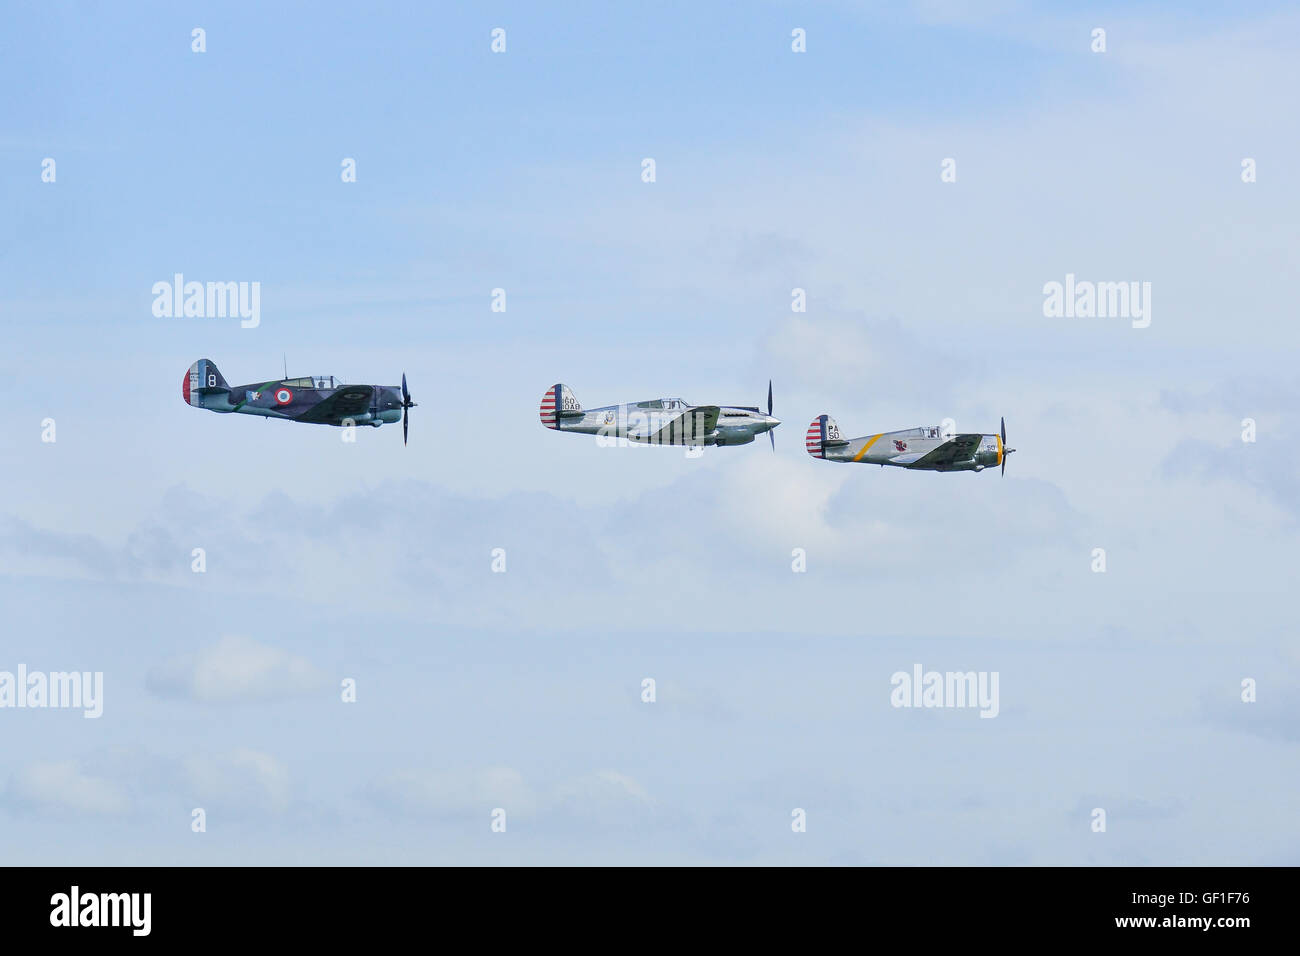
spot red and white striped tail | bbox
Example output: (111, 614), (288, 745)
(805, 416), (827, 458)
(539, 385), (559, 429)
(539, 383), (580, 430)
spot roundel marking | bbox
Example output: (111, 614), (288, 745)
(275, 387), (294, 405)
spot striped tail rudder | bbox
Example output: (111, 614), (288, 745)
(805, 415), (827, 458)
(539, 385), (560, 429)
(539, 384), (580, 430)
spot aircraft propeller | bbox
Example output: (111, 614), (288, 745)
(402, 373), (417, 446)
(1000, 417), (1016, 475)
(767, 379), (775, 452)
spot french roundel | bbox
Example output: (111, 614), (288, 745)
(274, 387), (293, 405)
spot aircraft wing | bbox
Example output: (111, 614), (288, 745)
(647, 405), (720, 444)
(297, 386), (374, 424)
(909, 433), (983, 468)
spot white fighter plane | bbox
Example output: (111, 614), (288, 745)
(805, 413), (1016, 474)
(540, 382), (781, 448)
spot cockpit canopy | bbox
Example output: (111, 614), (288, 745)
(282, 376), (341, 389)
(897, 425), (948, 439)
(635, 398), (686, 410)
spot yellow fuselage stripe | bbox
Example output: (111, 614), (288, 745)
(996, 434), (1003, 465)
(853, 434), (883, 462)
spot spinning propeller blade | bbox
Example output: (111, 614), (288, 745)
(401, 373), (415, 446)
(1000, 417), (1016, 475)
(767, 380), (775, 451)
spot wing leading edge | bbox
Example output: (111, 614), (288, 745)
(646, 405), (721, 444)
(297, 386), (375, 424)
(908, 434), (983, 469)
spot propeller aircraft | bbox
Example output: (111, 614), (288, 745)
(805, 413), (1016, 474)
(540, 382), (781, 449)
(182, 359), (417, 443)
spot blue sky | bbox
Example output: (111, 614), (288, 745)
(1, 1), (1297, 863)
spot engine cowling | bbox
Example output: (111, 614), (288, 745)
(975, 436), (1002, 468)
(714, 426), (756, 447)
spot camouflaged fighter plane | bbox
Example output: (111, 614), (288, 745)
(183, 358), (417, 443)
(540, 382), (781, 448)
(805, 413), (1016, 474)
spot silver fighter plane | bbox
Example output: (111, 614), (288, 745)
(806, 413), (1016, 474)
(540, 382), (781, 448)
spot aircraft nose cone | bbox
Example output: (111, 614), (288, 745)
(765, 416), (781, 430)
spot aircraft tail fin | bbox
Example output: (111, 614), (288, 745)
(539, 383), (581, 429)
(805, 414), (847, 458)
(184, 359), (229, 406)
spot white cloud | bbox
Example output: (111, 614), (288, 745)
(367, 766), (659, 830)
(147, 635), (326, 703)
(368, 766), (536, 818)
(5, 761), (129, 816)
(554, 769), (654, 809)
(183, 749), (291, 814)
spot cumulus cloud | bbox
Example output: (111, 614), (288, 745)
(1, 749), (297, 823)
(183, 748), (291, 815)
(146, 635), (327, 703)
(551, 770), (657, 825)
(366, 766), (661, 830)
(555, 769), (652, 807)
(367, 766), (536, 819)
(4, 761), (130, 816)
